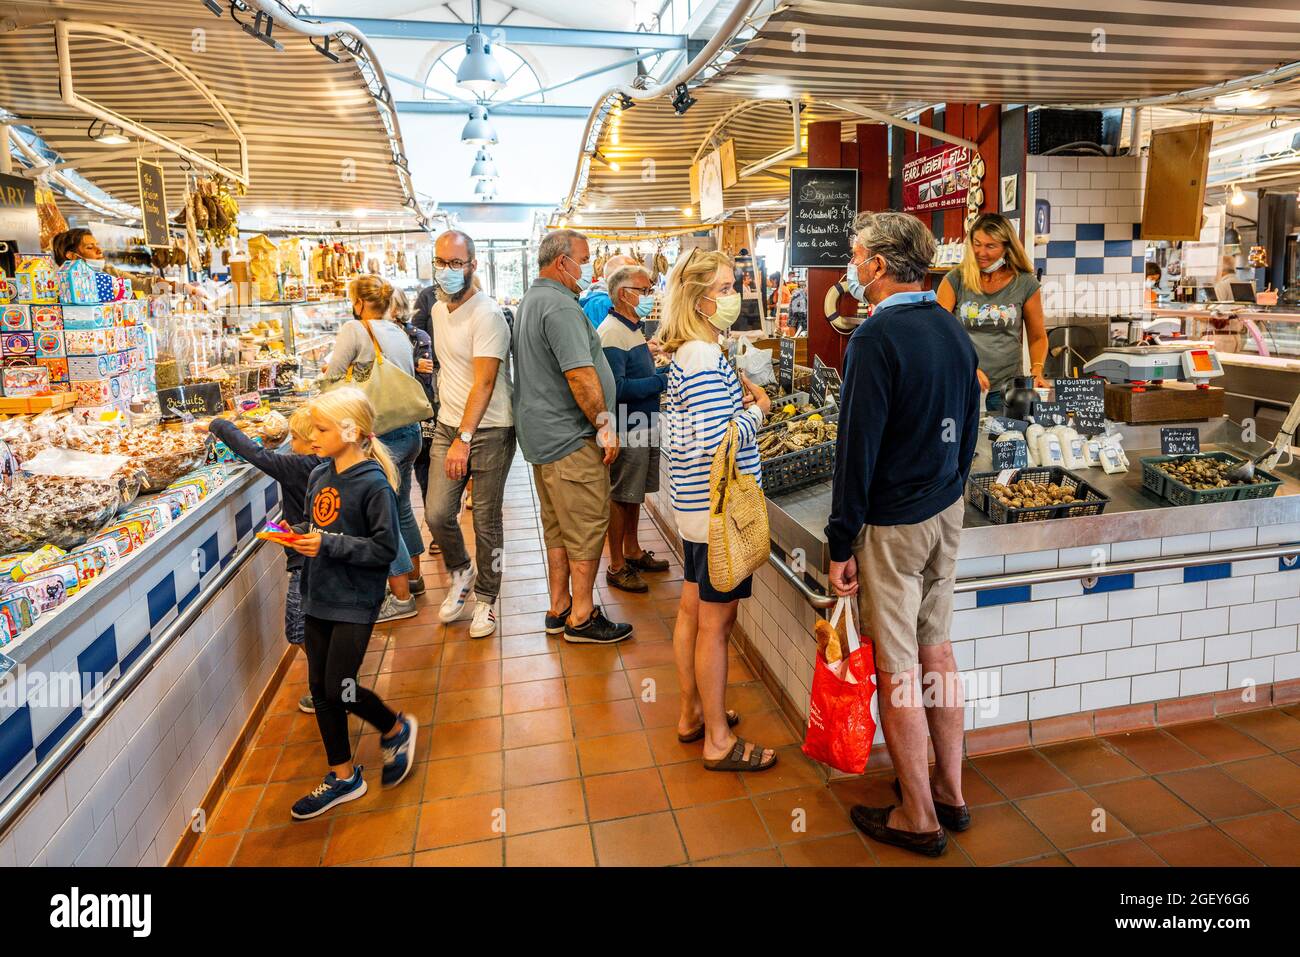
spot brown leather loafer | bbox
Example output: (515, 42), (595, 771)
(892, 777), (972, 832)
(850, 804), (947, 857)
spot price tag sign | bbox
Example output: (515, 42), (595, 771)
(984, 416), (1030, 435)
(995, 468), (1020, 486)
(1032, 401), (1068, 427)
(1054, 377), (1107, 436)
(1161, 427), (1201, 456)
(778, 338), (795, 395)
(992, 440), (1028, 469)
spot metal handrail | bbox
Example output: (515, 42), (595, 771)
(0, 518), (274, 843)
(768, 542), (1299, 609)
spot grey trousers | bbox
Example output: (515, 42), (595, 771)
(424, 422), (517, 603)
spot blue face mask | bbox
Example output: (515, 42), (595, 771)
(846, 259), (867, 302)
(435, 266), (467, 296)
(564, 255), (594, 292)
(634, 293), (655, 318)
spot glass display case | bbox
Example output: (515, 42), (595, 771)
(220, 299), (352, 379)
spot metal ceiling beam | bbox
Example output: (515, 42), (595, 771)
(396, 100), (589, 118)
(326, 17), (686, 51)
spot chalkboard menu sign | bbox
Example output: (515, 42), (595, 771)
(1032, 402), (1067, 427)
(984, 416), (1030, 435)
(158, 383), (224, 419)
(809, 355), (842, 407)
(1161, 427), (1201, 456)
(991, 439), (1029, 469)
(1054, 377), (1106, 436)
(789, 167), (858, 268)
(778, 337), (795, 395)
(137, 160), (171, 249)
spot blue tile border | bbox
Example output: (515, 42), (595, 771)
(977, 585), (1032, 607)
(78, 626), (117, 699)
(35, 707), (82, 762)
(0, 707), (33, 781)
(1184, 563), (1231, 583)
(1077, 223), (1104, 241)
(1084, 573), (1135, 594)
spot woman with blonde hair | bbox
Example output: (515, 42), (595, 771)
(285, 386), (417, 818)
(936, 213), (1048, 411)
(659, 247), (778, 773)
(327, 275), (427, 620)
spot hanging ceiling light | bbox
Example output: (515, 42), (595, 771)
(88, 120), (129, 145)
(461, 105), (498, 145)
(1230, 183), (1247, 206)
(456, 0), (506, 97)
(470, 149), (497, 179)
(474, 178), (495, 196)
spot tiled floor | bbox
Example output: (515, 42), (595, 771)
(183, 462), (1300, 867)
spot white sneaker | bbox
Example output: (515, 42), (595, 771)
(469, 600), (497, 639)
(377, 591), (418, 623)
(439, 565), (477, 622)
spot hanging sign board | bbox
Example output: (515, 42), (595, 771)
(137, 160), (171, 249)
(778, 337), (795, 395)
(902, 143), (971, 214)
(0, 173), (39, 255)
(788, 168), (858, 269)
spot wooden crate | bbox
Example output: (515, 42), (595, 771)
(1103, 381), (1224, 425)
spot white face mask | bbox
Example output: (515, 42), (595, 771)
(981, 256), (1006, 274)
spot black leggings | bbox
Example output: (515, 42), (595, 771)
(303, 615), (398, 767)
(414, 433), (433, 503)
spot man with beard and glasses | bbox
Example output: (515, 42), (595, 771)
(423, 229), (517, 639)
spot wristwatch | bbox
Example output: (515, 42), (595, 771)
(459, 430), (474, 444)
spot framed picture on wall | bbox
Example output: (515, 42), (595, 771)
(1000, 174), (1018, 213)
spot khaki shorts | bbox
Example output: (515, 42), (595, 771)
(853, 496), (964, 673)
(534, 439), (611, 561)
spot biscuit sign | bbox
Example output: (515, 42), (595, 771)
(902, 143), (971, 214)
(0, 172), (39, 253)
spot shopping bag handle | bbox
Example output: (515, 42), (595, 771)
(828, 595), (862, 655)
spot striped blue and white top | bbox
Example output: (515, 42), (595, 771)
(664, 339), (764, 544)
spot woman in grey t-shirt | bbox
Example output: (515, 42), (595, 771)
(937, 213), (1048, 412)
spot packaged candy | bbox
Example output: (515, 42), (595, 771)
(1, 304), (31, 332)
(0, 594), (37, 634)
(6, 572), (67, 613)
(12, 544), (67, 580)
(2, 365), (50, 397)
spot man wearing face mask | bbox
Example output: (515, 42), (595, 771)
(826, 212), (980, 858)
(513, 229), (632, 645)
(581, 254), (637, 328)
(422, 229), (517, 639)
(597, 263), (670, 593)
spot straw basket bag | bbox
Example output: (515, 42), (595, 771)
(707, 421), (770, 592)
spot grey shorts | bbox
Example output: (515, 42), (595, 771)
(610, 435), (660, 504)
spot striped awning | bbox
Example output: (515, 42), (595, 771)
(0, 1), (423, 227)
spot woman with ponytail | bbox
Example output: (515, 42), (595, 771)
(284, 386), (417, 819)
(327, 275), (428, 621)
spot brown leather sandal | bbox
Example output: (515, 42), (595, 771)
(677, 710), (740, 743)
(702, 736), (777, 772)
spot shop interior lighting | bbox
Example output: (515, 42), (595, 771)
(672, 83), (697, 116)
(201, 0), (224, 15)
(618, 93), (635, 111)
(456, 2), (506, 97)
(88, 120), (129, 145)
(757, 85), (791, 99)
(460, 105), (498, 145)
(231, 6), (284, 52)
(1215, 89), (1268, 109)
(1231, 183), (1247, 206)
(592, 151), (620, 172)
(470, 149), (497, 179)
(682, 206), (693, 217)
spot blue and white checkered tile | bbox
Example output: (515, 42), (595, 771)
(1036, 222), (1145, 277)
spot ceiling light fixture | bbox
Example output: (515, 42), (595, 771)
(232, 6), (283, 51)
(456, 1), (506, 96)
(1231, 183), (1247, 206)
(672, 83), (696, 116)
(88, 120), (129, 145)
(681, 206), (693, 217)
(757, 84), (791, 99)
(201, 0), (224, 15)
(1214, 89), (1268, 109)
(461, 105), (498, 145)
(470, 149), (497, 179)
(618, 93), (635, 111)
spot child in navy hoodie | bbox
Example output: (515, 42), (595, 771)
(285, 387), (418, 820)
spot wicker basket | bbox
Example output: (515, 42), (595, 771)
(967, 467), (1110, 523)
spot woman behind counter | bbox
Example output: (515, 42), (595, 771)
(936, 213), (1048, 410)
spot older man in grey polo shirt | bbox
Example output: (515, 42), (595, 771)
(512, 228), (633, 645)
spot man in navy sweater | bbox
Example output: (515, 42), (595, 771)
(825, 211), (980, 858)
(598, 263), (670, 593)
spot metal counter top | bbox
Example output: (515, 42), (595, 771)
(766, 417), (1300, 570)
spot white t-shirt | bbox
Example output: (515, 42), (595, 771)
(431, 290), (514, 429)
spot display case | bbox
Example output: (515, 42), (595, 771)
(219, 299), (350, 378)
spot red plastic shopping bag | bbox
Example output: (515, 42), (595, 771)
(802, 595), (878, 774)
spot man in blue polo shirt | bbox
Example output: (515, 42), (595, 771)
(826, 211), (981, 859)
(579, 254), (635, 327)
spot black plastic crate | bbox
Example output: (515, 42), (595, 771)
(967, 467), (1110, 523)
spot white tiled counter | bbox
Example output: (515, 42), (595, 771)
(645, 418), (1300, 759)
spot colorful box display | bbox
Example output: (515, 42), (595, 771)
(36, 357), (70, 390)
(61, 304), (113, 330)
(1, 304), (31, 332)
(15, 258), (58, 304)
(65, 328), (112, 355)
(72, 377), (113, 406)
(57, 259), (99, 305)
(1, 332), (35, 357)
(32, 305), (63, 331)
(93, 272), (115, 304)
(34, 330), (64, 358)
(0, 273), (14, 304)
(2, 365), (50, 397)
(68, 354), (112, 380)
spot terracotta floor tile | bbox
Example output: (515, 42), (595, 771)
(1166, 720), (1272, 763)
(560, 645), (625, 676)
(503, 741), (580, 787)
(189, 832), (239, 867)
(1017, 789), (1133, 850)
(503, 778), (588, 834)
(1065, 839), (1166, 867)
(387, 623), (445, 649)
(423, 752), (504, 800)
(1284, 748), (1300, 767)
(646, 724), (707, 766)
(207, 786), (261, 835)
(438, 661), (502, 692)
(1102, 729), (1208, 774)
(255, 713), (296, 748)
(660, 760), (749, 808)
(725, 682), (780, 716)
(728, 709), (798, 749)
(353, 730), (435, 771)
(1039, 738), (1144, 786)
(693, 848), (784, 866)
(1224, 710), (1300, 752)
(571, 699), (644, 738)
(346, 853), (413, 867)
(1220, 754), (1300, 807)
(440, 638), (503, 666)
(566, 671), (633, 705)
(827, 774), (899, 812)
(1086, 777), (1205, 835)
(584, 768), (671, 821)
(501, 653), (564, 684)
(973, 749), (1075, 799)
(232, 820), (330, 867)
(753, 785), (853, 845)
(499, 613), (547, 638)
(740, 745), (826, 795)
(728, 658), (756, 684)
(381, 644), (442, 675)
(232, 746), (281, 787)
(415, 792), (505, 850)
(860, 830), (974, 867)
(499, 633), (554, 658)
(592, 812), (687, 867)
(1013, 853), (1072, 866)
(625, 664), (681, 698)
(502, 677), (568, 714)
(1157, 767), (1275, 820)
(505, 825), (595, 867)
(503, 707), (574, 749)
(780, 833), (876, 867)
(1144, 825), (1264, 866)
(577, 730), (655, 776)
(271, 740), (333, 783)
(323, 805), (420, 865)
(950, 803), (1054, 865)
(674, 798), (771, 860)
(382, 692), (438, 726)
(1214, 811), (1300, 866)
(433, 686), (502, 723)
(617, 638), (679, 669)
(413, 839), (504, 867)
(427, 716), (502, 759)
(636, 695), (686, 729)
(501, 592), (553, 617)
